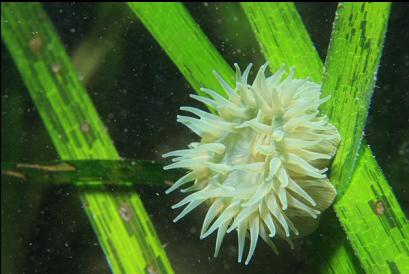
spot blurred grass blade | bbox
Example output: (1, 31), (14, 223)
(1, 3), (173, 274)
(240, 2), (323, 82)
(242, 2), (408, 274)
(72, 4), (130, 85)
(1, 160), (181, 187)
(128, 2), (235, 97)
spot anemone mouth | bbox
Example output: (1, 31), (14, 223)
(163, 63), (340, 265)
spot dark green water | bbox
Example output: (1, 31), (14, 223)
(1, 3), (408, 274)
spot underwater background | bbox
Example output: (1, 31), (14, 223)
(1, 3), (408, 274)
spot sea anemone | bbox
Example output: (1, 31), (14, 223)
(163, 63), (340, 265)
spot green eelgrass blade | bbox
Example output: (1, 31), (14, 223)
(243, 2), (408, 273)
(128, 2), (235, 98)
(322, 4), (408, 272)
(1, 160), (181, 187)
(335, 143), (409, 273)
(1, 3), (173, 274)
(320, 2), (389, 195)
(240, 2), (323, 82)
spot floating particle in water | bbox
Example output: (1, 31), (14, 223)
(81, 200), (89, 209)
(164, 180), (174, 187)
(399, 141), (409, 165)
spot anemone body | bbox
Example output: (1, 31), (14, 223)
(163, 64), (340, 265)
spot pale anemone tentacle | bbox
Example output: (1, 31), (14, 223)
(163, 63), (340, 265)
